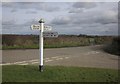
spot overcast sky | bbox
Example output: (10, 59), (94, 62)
(1, 2), (118, 36)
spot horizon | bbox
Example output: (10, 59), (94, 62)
(1, 33), (119, 37)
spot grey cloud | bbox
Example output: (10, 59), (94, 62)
(95, 16), (117, 25)
(68, 2), (97, 13)
(2, 19), (36, 30)
(0, 2), (1, 7)
(52, 9), (117, 26)
(2, 21), (20, 30)
(69, 8), (83, 13)
(23, 19), (38, 26)
(118, 2), (120, 20)
(70, 8), (118, 25)
(51, 9), (117, 26)
(72, 2), (97, 9)
(51, 16), (71, 25)
(50, 2), (118, 36)
(2, 2), (118, 36)
(2, 20), (16, 26)
(2, 2), (41, 9)
(69, 2), (117, 14)
(11, 9), (17, 13)
(94, 10), (118, 25)
(2, 2), (60, 12)
(52, 23), (117, 36)
(26, 10), (37, 14)
(39, 3), (60, 12)
(2, 19), (38, 34)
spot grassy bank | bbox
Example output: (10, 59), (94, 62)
(2, 43), (89, 50)
(2, 65), (119, 82)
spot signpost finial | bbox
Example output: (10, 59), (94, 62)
(39, 18), (45, 23)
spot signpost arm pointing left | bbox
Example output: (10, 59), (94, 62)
(39, 19), (44, 72)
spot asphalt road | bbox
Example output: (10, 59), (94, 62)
(1, 45), (119, 69)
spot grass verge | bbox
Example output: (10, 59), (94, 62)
(2, 65), (119, 82)
(2, 44), (89, 50)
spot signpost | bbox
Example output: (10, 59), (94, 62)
(31, 25), (40, 30)
(31, 25), (52, 31)
(44, 26), (52, 31)
(43, 32), (58, 38)
(31, 18), (58, 72)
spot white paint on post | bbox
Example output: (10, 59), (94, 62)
(39, 19), (44, 72)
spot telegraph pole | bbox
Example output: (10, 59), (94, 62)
(38, 19), (44, 72)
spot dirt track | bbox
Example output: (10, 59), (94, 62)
(2, 45), (119, 69)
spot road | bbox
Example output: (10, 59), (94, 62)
(1, 45), (119, 69)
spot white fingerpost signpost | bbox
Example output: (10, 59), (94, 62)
(39, 19), (44, 72)
(31, 18), (58, 72)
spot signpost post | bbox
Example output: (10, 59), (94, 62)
(39, 19), (44, 72)
(31, 18), (58, 72)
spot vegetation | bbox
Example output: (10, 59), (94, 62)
(2, 65), (119, 82)
(2, 34), (119, 56)
(2, 34), (113, 49)
(104, 37), (120, 56)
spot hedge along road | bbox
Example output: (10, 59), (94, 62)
(1, 45), (119, 69)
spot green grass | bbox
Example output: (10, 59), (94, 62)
(2, 45), (39, 50)
(2, 44), (89, 50)
(2, 65), (119, 82)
